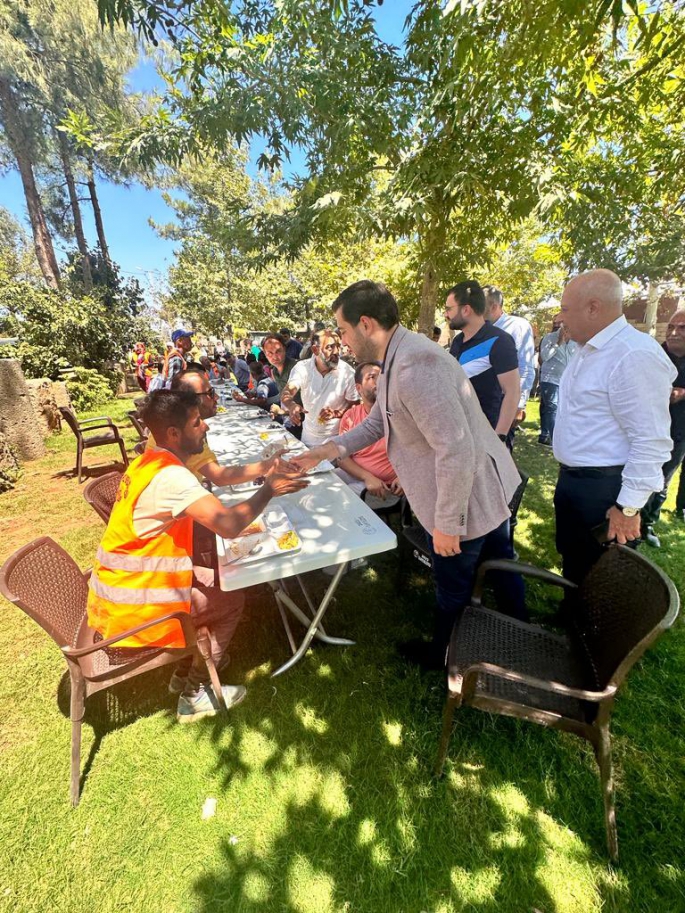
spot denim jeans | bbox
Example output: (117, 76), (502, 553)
(427, 518), (527, 645)
(539, 381), (560, 439)
(642, 432), (685, 525)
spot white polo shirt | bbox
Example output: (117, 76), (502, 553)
(287, 357), (358, 446)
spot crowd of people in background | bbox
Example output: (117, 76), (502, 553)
(102, 268), (685, 720)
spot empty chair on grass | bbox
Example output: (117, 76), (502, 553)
(59, 406), (128, 484)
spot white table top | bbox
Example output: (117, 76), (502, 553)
(206, 409), (398, 592)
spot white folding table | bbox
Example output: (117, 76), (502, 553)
(205, 409), (397, 676)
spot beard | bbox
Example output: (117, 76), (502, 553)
(322, 353), (340, 369)
(364, 390), (378, 406)
(181, 432), (206, 456)
(348, 335), (379, 363)
(448, 314), (466, 331)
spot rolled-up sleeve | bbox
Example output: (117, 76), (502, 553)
(610, 350), (676, 507)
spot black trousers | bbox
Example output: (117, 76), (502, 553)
(554, 467), (623, 584)
(642, 433), (685, 525)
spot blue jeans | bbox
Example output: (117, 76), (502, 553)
(427, 518), (527, 644)
(539, 381), (559, 439)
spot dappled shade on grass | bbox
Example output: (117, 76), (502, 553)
(0, 400), (684, 912)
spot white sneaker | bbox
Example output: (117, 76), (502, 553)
(176, 683), (246, 724)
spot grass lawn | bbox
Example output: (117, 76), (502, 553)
(1, 397), (684, 913)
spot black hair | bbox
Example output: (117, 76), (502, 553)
(331, 280), (399, 330)
(139, 390), (199, 440)
(446, 281), (486, 316)
(433, 326), (441, 335)
(249, 360), (265, 375)
(354, 360), (382, 385)
(279, 327), (291, 337)
(245, 353), (257, 364)
(262, 333), (287, 349)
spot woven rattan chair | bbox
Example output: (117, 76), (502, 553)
(83, 471), (123, 523)
(435, 545), (679, 862)
(59, 407), (128, 483)
(0, 537), (227, 806)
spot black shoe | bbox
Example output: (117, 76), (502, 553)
(398, 637), (447, 671)
(642, 526), (661, 548)
(537, 435), (552, 446)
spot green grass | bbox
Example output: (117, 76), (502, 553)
(1, 399), (684, 912)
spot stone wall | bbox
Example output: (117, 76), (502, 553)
(0, 359), (46, 460)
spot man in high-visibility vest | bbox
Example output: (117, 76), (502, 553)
(87, 389), (309, 723)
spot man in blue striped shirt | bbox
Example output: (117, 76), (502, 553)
(446, 281), (520, 441)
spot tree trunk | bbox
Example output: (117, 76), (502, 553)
(417, 218), (446, 335)
(0, 78), (61, 288)
(86, 157), (110, 264)
(645, 280), (659, 337)
(418, 259), (439, 336)
(57, 129), (92, 291)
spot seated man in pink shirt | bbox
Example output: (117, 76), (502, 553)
(337, 361), (403, 504)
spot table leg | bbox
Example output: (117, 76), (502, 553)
(296, 573), (328, 636)
(271, 563), (355, 677)
(276, 598), (298, 655)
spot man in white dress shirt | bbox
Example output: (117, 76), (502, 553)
(484, 287), (536, 448)
(281, 330), (359, 447)
(553, 269), (675, 583)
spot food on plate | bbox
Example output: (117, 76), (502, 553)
(236, 518), (266, 537)
(259, 432), (270, 440)
(227, 532), (265, 560)
(277, 530), (299, 551)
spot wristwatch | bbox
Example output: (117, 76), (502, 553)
(615, 503), (640, 518)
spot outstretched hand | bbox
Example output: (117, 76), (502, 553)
(264, 462), (310, 497)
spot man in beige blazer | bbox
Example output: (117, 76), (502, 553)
(293, 280), (526, 669)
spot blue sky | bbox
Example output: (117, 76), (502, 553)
(0, 2), (414, 293)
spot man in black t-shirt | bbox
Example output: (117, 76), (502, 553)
(445, 281), (520, 440)
(641, 308), (685, 546)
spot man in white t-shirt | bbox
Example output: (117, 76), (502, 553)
(88, 390), (309, 724)
(281, 330), (359, 446)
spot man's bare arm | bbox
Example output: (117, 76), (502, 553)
(200, 452), (290, 488)
(184, 469), (309, 538)
(495, 369), (521, 436)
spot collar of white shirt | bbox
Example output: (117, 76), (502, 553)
(585, 314), (628, 350)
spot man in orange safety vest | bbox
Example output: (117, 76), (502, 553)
(87, 389), (308, 723)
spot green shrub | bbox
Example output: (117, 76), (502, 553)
(0, 344), (18, 360)
(66, 367), (114, 412)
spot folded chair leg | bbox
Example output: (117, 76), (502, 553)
(597, 725), (619, 864)
(196, 629), (227, 711)
(119, 439), (129, 467)
(434, 695), (459, 778)
(76, 444), (83, 484)
(70, 676), (85, 807)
